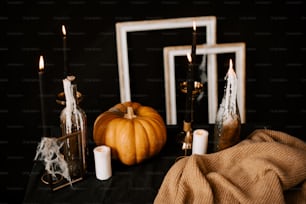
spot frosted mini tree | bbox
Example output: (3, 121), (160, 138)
(213, 59), (241, 151)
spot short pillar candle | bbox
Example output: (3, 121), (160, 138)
(192, 129), (209, 155)
(93, 145), (112, 180)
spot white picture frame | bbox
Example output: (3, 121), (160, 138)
(115, 16), (217, 108)
(163, 42), (246, 125)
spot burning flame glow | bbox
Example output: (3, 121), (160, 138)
(187, 53), (192, 63)
(39, 55), (44, 72)
(62, 25), (66, 36)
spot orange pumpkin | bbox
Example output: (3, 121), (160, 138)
(93, 101), (167, 165)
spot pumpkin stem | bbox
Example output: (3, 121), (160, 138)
(124, 106), (136, 119)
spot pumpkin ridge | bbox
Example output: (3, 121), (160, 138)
(140, 116), (166, 146)
(137, 118), (161, 155)
(133, 119), (139, 163)
(132, 119), (139, 164)
(150, 118), (165, 153)
(134, 119), (150, 162)
(105, 118), (124, 159)
(116, 119), (136, 165)
(93, 113), (118, 145)
(154, 117), (167, 145)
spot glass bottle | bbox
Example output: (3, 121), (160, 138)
(60, 79), (88, 179)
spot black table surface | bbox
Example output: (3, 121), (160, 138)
(23, 126), (187, 204)
(23, 125), (253, 204)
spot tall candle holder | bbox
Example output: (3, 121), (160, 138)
(176, 20), (202, 157)
(178, 81), (203, 156)
(180, 81), (203, 122)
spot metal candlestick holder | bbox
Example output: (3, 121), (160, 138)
(56, 91), (83, 105)
(56, 75), (83, 106)
(180, 81), (204, 119)
(179, 81), (204, 156)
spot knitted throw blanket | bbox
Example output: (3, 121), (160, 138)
(154, 129), (306, 204)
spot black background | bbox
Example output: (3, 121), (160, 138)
(2, 0), (306, 203)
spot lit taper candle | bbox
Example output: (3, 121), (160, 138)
(62, 25), (70, 78)
(191, 21), (197, 64)
(38, 55), (47, 137)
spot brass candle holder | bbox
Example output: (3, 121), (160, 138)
(56, 91), (83, 105)
(179, 81), (204, 156)
(180, 81), (204, 122)
(180, 81), (203, 96)
(56, 75), (83, 105)
(56, 75), (84, 106)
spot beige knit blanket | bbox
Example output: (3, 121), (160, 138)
(154, 129), (306, 204)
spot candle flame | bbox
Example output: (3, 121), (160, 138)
(62, 25), (66, 36)
(187, 53), (192, 63)
(229, 58), (233, 69)
(39, 55), (44, 72)
(227, 58), (236, 77)
(193, 21), (196, 31)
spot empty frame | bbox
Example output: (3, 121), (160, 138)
(115, 16), (217, 106)
(163, 42), (246, 125)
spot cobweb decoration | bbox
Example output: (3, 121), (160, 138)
(34, 137), (71, 184)
(196, 54), (207, 102)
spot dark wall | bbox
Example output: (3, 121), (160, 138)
(3, 0), (305, 202)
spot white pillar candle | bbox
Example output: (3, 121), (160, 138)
(93, 145), (112, 180)
(192, 129), (209, 155)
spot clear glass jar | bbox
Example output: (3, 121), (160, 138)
(60, 81), (88, 179)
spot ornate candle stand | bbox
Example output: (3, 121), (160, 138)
(179, 81), (203, 156)
(180, 81), (203, 122)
